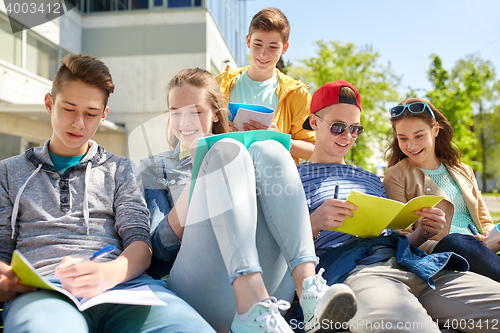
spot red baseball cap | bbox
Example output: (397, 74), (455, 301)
(302, 80), (362, 130)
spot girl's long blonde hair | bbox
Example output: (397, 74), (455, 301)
(165, 68), (229, 148)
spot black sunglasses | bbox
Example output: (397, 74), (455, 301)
(315, 114), (364, 137)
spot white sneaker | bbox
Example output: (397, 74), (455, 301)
(300, 268), (357, 333)
(230, 297), (293, 333)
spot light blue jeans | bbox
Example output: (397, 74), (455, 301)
(167, 139), (317, 332)
(2, 275), (215, 333)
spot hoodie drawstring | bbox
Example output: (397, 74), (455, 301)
(83, 161), (91, 235)
(11, 162), (92, 238)
(11, 164), (42, 238)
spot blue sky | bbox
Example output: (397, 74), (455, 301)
(245, 0), (500, 96)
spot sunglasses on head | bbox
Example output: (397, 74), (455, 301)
(389, 102), (436, 121)
(315, 114), (364, 137)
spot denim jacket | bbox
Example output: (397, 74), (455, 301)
(317, 231), (469, 289)
(139, 144), (192, 277)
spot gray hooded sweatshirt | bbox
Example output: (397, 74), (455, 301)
(0, 140), (151, 276)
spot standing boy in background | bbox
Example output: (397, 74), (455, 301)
(216, 7), (315, 163)
(0, 53), (215, 333)
(296, 80), (500, 332)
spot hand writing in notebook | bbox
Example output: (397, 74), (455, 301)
(309, 184), (357, 237)
(54, 245), (118, 298)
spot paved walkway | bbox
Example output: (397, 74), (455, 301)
(484, 196), (500, 213)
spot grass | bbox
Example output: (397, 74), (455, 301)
(491, 212), (500, 223)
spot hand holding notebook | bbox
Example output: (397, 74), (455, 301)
(329, 191), (444, 238)
(228, 103), (275, 131)
(10, 250), (167, 311)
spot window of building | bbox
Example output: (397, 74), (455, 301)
(77, 0), (246, 65)
(89, 0), (112, 11)
(0, 133), (21, 161)
(20, 137), (45, 153)
(167, 0), (189, 7)
(0, 16), (22, 67)
(166, 0), (200, 7)
(0, 13), (68, 80)
(132, 0), (149, 9)
(26, 32), (59, 80)
(0, 133), (46, 161)
(208, 0), (246, 66)
(116, 0), (129, 11)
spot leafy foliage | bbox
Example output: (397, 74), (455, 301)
(288, 41), (400, 170)
(285, 41), (499, 184)
(427, 54), (478, 167)
(427, 54), (500, 190)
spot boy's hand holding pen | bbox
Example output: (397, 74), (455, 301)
(54, 245), (116, 298)
(55, 245), (116, 270)
(68, 245), (116, 268)
(310, 182), (358, 235)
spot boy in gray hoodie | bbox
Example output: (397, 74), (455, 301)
(0, 54), (215, 333)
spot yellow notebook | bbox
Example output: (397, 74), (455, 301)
(330, 191), (444, 238)
(11, 250), (167, 311)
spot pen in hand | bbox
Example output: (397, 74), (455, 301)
(467, 224), (478, 236)
(67, 245), (116, 268)
(334, 183), (339, 200)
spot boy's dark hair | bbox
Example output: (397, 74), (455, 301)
(386, 98), (461, 168)
(249, 8), (290, 43)
(51, 53), (115, 108)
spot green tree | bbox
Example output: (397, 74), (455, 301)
(427, 54), (499, 191)
(480, 106), (500, 191)
(288, 41), (400, 170)
(452, 55), (498, 191)
(427, 55), (478, 168)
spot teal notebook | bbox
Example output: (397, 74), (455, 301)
(189, 130), (291, 203)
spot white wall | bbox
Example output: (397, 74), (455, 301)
(127, 113), (170, 166)
(59, 8), (83, 54)
(0, 2), (82, 53)
(82, 9), (237, 151)
(0, 5), (240, 158)
(0, 112), (52, 142)
(0, 112), (126, 156)
(101, 52), (207, 131)
(206, 11), (238, 72)
(0, 61), (52, 104)
(82, 8), (207, 28)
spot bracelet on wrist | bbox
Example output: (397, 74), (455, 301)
(313, 231), (321, 241)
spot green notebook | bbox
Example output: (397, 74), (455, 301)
(189, 130), (291, 203)
(330, 191), (444, 238)
(10, 250), (167, 311)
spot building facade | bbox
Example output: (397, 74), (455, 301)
(0, 0), (246, 160)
